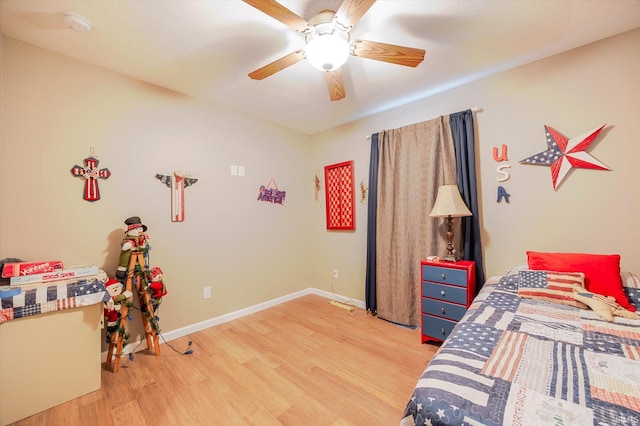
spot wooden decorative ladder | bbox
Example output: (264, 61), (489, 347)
(105, 251), (160, 372)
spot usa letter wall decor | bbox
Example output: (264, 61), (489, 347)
(493, 144), (511, 203)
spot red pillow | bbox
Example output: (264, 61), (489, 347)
(526, 251), (635, 312)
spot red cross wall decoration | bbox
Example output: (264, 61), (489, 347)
(70, 156), (111, 202)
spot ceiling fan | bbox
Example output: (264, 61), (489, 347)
(243, 0), (426, 101)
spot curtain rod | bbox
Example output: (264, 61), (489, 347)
(365, 107), (482, 140)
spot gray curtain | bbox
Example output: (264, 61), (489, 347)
(365, 134), (379, 314)
(373, 117), (457, 326)
(450, 110), (485, 290)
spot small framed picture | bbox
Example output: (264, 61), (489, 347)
(324, 161), (355, 230)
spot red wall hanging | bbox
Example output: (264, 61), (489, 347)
(324, 161), (355, 230)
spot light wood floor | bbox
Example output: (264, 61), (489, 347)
(10, 295), (440, 426)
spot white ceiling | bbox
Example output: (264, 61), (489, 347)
(1, 0), (639, 135)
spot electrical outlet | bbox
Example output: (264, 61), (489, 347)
(332, 269), (338, 279)
(203, 286), (212, 299)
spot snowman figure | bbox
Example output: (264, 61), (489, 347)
(115, 216), (149, 281)
(103, 278), (133, 332)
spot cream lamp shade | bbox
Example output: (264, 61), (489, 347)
(429, 185), (472, 218)
(429, 184), (472, 261)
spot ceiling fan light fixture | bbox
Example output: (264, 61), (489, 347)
(305, 33), (350, 72)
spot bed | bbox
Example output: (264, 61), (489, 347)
(401, 258), (640, 426)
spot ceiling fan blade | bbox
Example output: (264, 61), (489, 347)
(351, 39), (425, 67)
(248, 50), (306, 80)
(325, 68), (346, 101)
(242, 0), (310, 33)
(335, 0), (376, 30)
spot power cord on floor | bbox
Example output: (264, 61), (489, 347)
(330, 275), (359, 316)
(159, 333), (194, 355)
(113, 303), (195, 363)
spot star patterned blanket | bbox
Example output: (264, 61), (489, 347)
(0, 271), (110, 323)
(401, 272), (640, 426)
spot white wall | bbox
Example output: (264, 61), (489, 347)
(309, 28), (640, 301)
(0, 32), (3, 249)
(2, 28), (639, 341)
(0, 39), (315, 344)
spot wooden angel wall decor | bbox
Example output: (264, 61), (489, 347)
(155, 172), (198, 222)
(360, 179), (368, 204)
(314, 174), (321, 201)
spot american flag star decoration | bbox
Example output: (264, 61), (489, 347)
(519, 124), (610, 190)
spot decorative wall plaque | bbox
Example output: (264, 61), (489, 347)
(324, 161), (355, 230)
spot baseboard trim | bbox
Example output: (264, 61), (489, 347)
(101, 288), (365, 362)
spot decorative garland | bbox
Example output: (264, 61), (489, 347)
(105, 217), (192, 365)
(105, 247), (165, 362)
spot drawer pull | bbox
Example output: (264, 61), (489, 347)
(441, 328), (446, 335)
(440, 307), (446, 314)
(440, 290), (445, 296)
(441, 273), (446, 279)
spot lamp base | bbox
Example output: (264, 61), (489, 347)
(441, 253), (458, 262)
(443, 216), (458, 262)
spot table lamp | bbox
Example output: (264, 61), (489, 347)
(429, 184), (472, 262)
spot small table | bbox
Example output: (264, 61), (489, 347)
(420, 259), (476, 343)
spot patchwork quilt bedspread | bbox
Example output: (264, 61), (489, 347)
(0, 271), (109, 323)
(401, 273), (640, 426)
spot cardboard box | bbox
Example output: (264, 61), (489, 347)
(1, 260), (64, 278)
(9, 266), (99, 286)
(0, 286), (21, 298)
